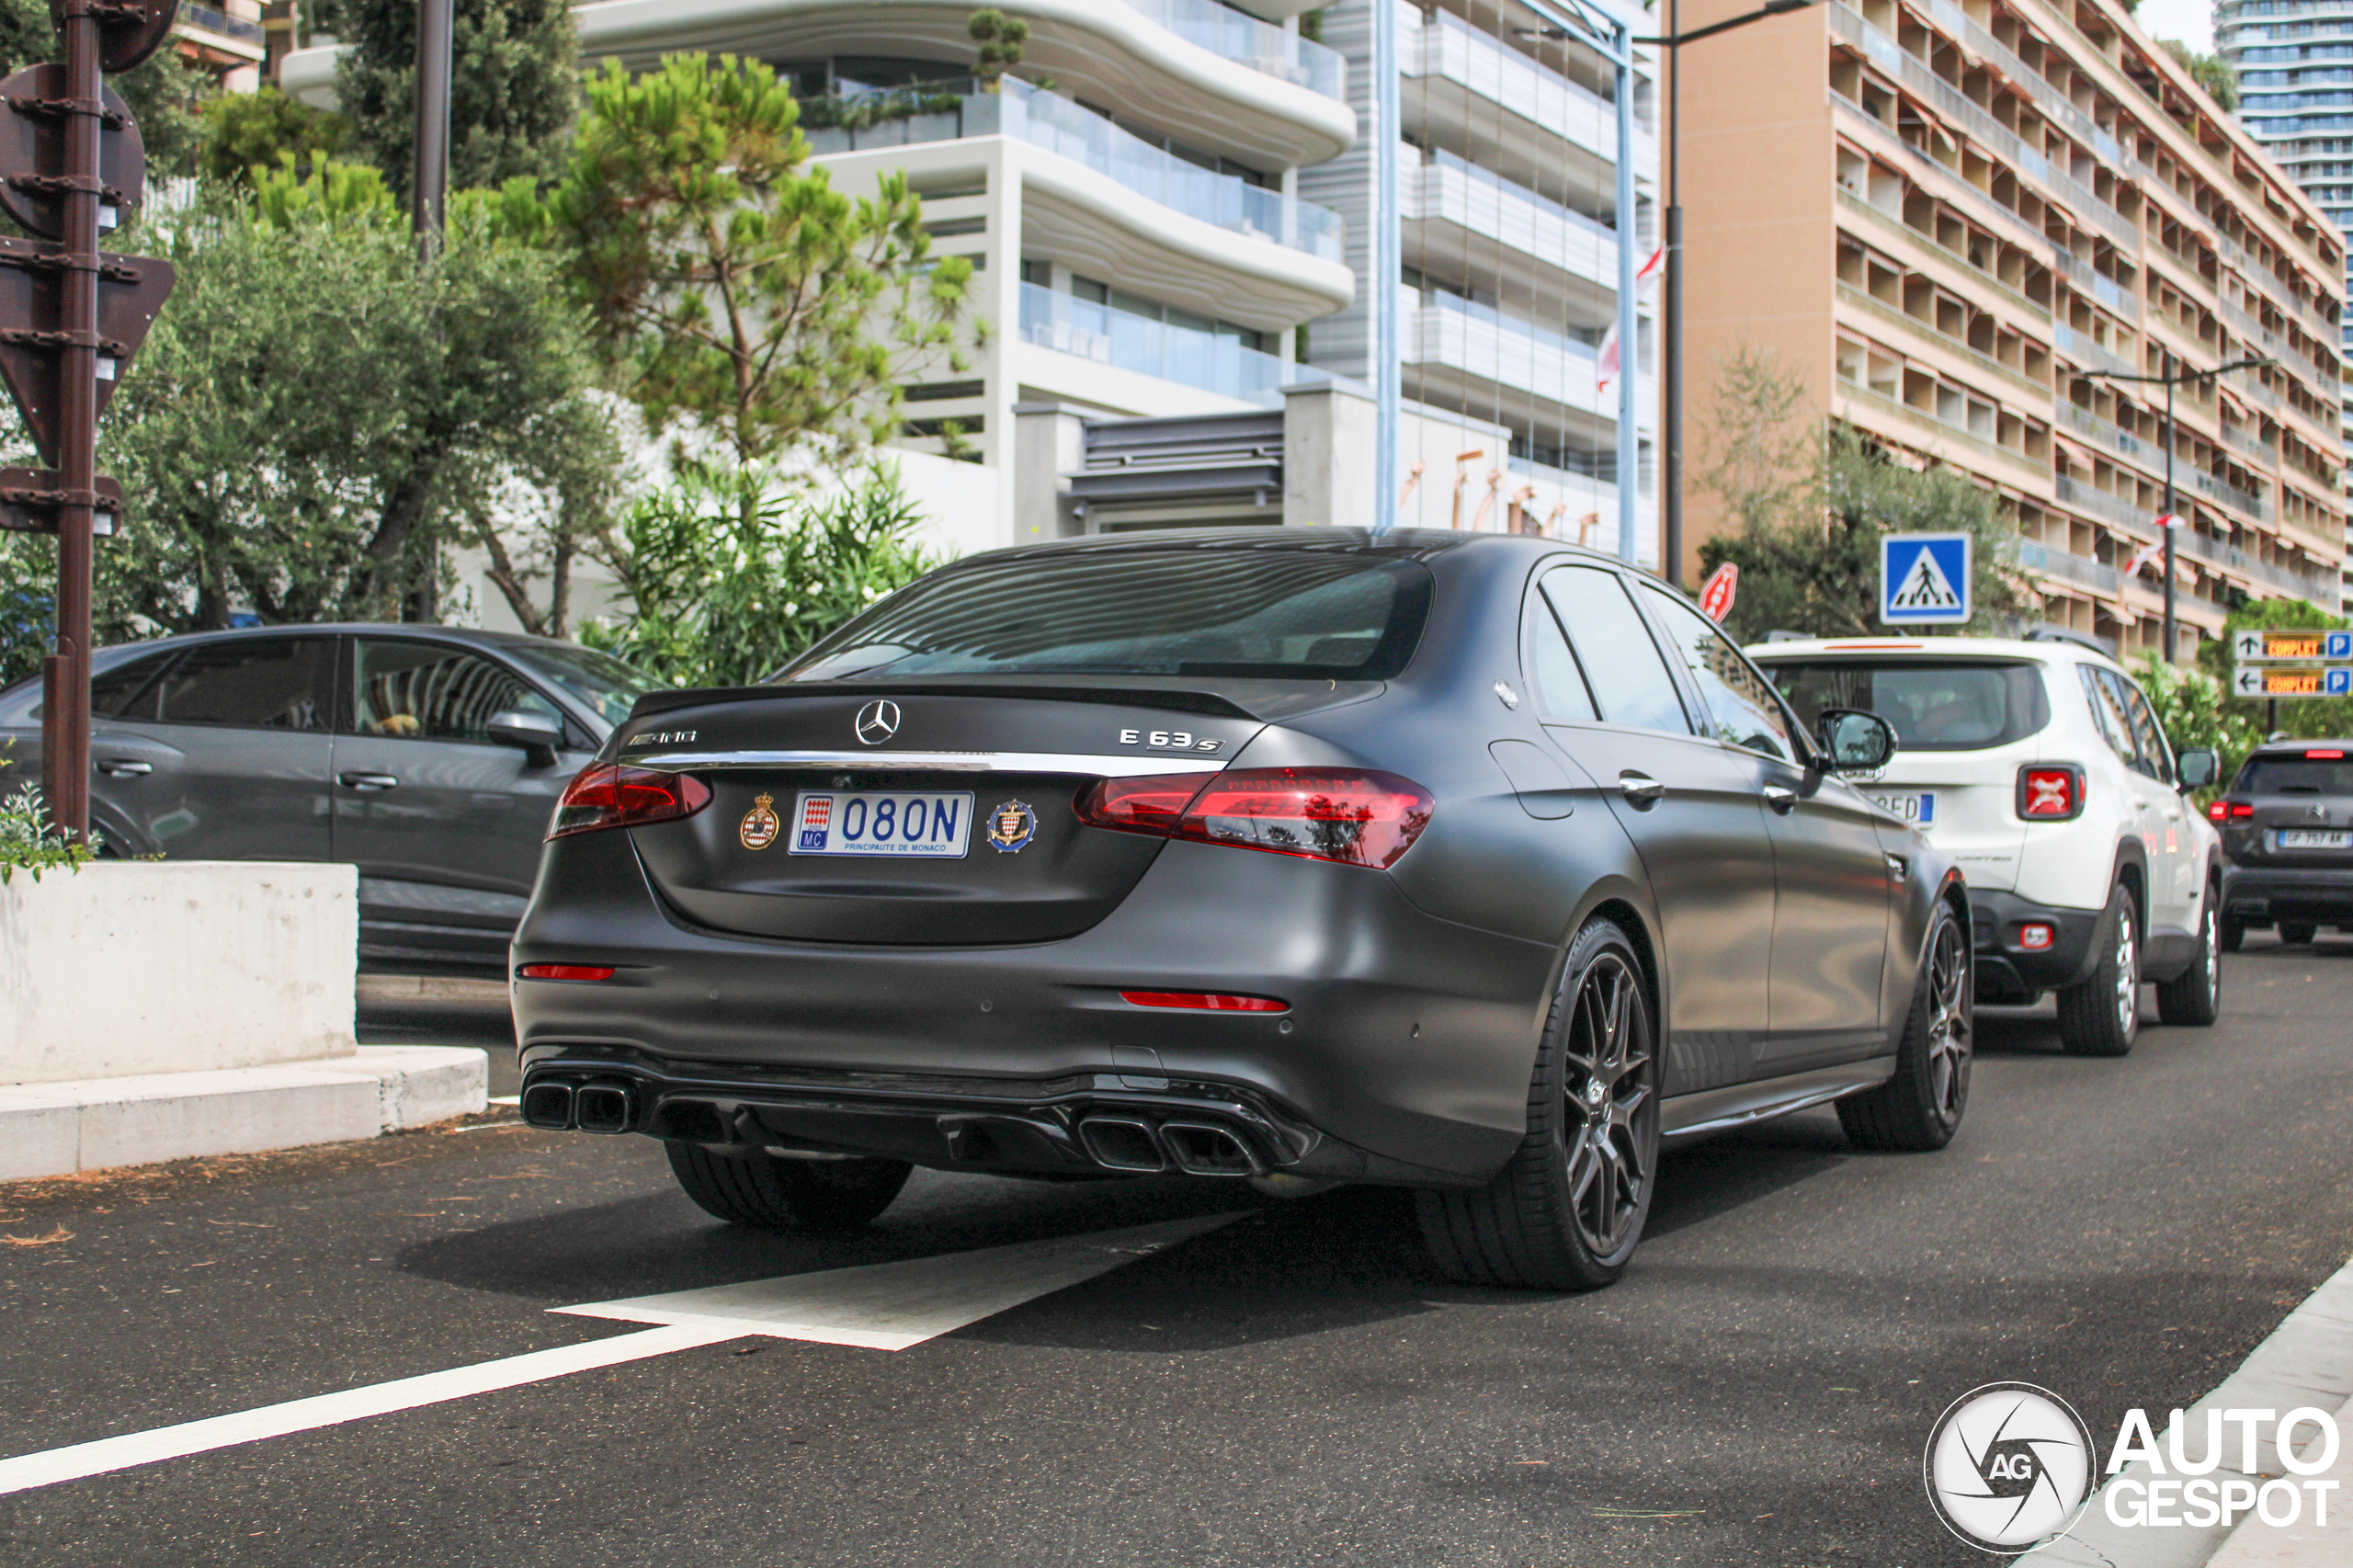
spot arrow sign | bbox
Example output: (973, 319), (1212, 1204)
(2235, 667), (2268, 697)
(0, 234), (173, 467)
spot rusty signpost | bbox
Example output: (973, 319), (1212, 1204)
(0, 0), (177, 842)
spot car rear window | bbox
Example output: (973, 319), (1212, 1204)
(2237, 757), (2353, 795)
(779, 547), (1435, 682)
(1764, 659), (2050, 752)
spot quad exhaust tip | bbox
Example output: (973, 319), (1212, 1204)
(574, 1084), (633, 1133)
(520, 1081), (574, 1130)
(1078, 1117), (1165, 1173)
(1159, 1121), (1262, 1176)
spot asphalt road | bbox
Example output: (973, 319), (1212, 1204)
(6, 936), (2353, 1567)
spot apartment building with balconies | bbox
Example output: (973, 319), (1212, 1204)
(2216, 0), (2353, 602)
(1678, 0), (2346, 658)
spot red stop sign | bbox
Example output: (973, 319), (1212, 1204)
(1699, 562), (1739, 622)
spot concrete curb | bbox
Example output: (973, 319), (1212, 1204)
(356, 975), (508, 1005)
(0, 1046), (490, 1181)
(2021, 1251), (2353, 1567)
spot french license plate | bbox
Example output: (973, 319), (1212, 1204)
(1870, 790), (1935, 825)
(2275, 829), (2353, 849)
(790, 791), (973, 858)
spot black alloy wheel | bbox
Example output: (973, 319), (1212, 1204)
(1419, 916), (1661, 1290)
(1839, 898), (1972, 1151)
(2155, 888), (2222, 1027)
(666, 1142), (913, 1232)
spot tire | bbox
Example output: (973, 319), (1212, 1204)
(666, 1142), (912, 1232)
(1837, 898), (1972, 1152)
(2280, 922), (2318, 946)
(2220, 915), (2245, 954)
(2155, 887), (2222, 1027)
(2055, 883), (2140, 1057)
(1417, 916), (1661, 1291)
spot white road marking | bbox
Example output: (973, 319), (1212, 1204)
(487, 1095), (521, 1107)
(0, 1212), (1240, 1496)
(556, 1212), (1244, 1350)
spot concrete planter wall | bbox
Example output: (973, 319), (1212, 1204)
(0, 861), (358, 1085)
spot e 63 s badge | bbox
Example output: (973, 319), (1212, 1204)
(739, 792), (780, 850)
(985, 800), (1038, 853)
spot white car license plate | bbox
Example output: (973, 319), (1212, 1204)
(2275, 829), (2353, 849)
(1870, 790), (1935, 825)
(790, 791), (973, 858)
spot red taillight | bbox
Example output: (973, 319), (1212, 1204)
(517, 964), (615, 982)
(1119, 991), (1288, 1012)
(1077, 767), (1436, 870)
(2017, 764), (2085, 822)
(546, 762), (713, 840)
(2207, 801), (2228, 823)
(2231, 801), (2254, 818)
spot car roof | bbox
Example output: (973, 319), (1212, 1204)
(2244, 741), (2353, 759)
(932, 525), (1640, 570)
(1745, 634), (2120, 673)
(87, 622), (568, 664)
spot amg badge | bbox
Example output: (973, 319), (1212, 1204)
(739, 792), (781, 850)
(985, 799), (1038, 853)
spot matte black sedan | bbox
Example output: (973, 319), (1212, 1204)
(0, 624), (656, 972)
(513, 529), (1970, 1289)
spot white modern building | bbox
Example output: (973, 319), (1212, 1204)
(281, 0), (1660, 589)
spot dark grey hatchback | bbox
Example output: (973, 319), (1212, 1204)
(2214, 740), (2353, 948)
(0, 625), (656, 971)
(513, 529), (1972, 1290)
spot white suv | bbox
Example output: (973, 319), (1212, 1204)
(1748, 630), (2223, 1055)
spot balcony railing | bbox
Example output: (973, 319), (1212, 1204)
(1017, 281), (1300, 400)
(178, 3), (264, 43)
(2052, 472), (2148, 531)
(1408, 6), (1654, 162)
(2047, 244), (2140, 324)
(1407, 152), (1620, 290)
(803, 79), (1344, 264)
(1120, 0), (1344, 100)
(2018, 540), (2125, 597)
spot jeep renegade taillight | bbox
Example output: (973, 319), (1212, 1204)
(547, 762), (713, 840)
(2017, 764), (2086, 822)
(1077, 767), (1436, 869)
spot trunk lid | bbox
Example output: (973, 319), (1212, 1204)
(612, 683), (1307, 944)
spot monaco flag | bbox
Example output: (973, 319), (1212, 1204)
(1596, 246), (1665, 394)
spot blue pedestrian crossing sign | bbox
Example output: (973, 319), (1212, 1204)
(1881, 533), (1972, 625)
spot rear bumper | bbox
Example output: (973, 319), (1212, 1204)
(510, 830), (1558, 1186)
(2222, 865), (2353, 926)
(1969, 889), (2104, 1002)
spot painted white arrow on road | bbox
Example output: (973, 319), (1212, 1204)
(0, 1212), (1242, 1497)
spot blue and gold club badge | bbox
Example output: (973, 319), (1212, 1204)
(985, 799), (1038, 853)
(739, 791), (780, 850)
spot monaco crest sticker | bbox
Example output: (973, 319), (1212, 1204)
(985, 800), (1037, 854)
(739, 791), (780, 850)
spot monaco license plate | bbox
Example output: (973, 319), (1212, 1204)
(2275, 829), (2353, 849)
(790, 791), (973, 858)
(1870, 790), (1936, 825)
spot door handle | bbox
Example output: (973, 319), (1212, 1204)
(1618, 771), (1665, 807)
(338, 771), (400, 791)
(1761, 783), (1798, 814)
(94, 759), (152, 778)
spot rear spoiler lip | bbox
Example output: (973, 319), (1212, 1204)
(626, 679), (1369, 723)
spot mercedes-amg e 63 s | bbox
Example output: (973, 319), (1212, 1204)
(513, 528), (1969, 1289)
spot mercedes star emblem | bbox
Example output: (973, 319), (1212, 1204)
(854, 699), (902, 745)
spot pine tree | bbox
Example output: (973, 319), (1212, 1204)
(329, 0), (579, 202)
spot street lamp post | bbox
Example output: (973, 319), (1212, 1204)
(1639, 0), (1822, 588)
(2070, 353), (2270, 663)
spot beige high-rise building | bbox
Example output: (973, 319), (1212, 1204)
(1677, 0), (2345, 658)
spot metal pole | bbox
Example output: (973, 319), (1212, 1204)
(1372, 0), (1399, 534)
(412, 0), (454, 242)
(1613, 23), (1639, 565)
(2162, 347), (2176, 664)
(1662, 0), (1681, 586)
(42, 0), (101, 845)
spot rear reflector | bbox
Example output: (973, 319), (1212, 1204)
(1120, 991), (1288, 1013)
(517, 964), (615, 982)
(2015, 924), (2055, 951)
(1078, 767), (1435, 870)
(547, 763), (712, 840)
(2017, 764), (2085, 822)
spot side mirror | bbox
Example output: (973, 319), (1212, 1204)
(2176, 747), (2219, 790)
(486, 709), (565, 768)
(1818, 708), (1896, 774)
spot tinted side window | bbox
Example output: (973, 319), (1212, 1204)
(351, 640), (557, 744)
(152, 639), (332, 731)
(2120, 681), (2172, 785)
(2077, 665), (2137, 766)
(1538, 566), (1689, 734)
(37, 649), (181, 722)
(1524, 585), (1597, 721)
(1641, 585), (1796, 761)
